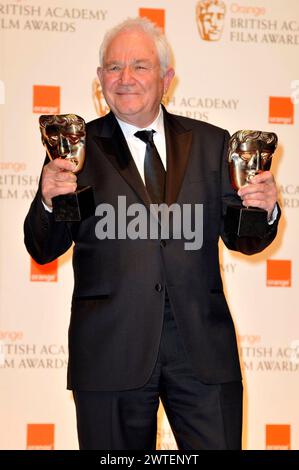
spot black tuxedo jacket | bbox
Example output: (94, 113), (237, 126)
(24, 109), (280, 391)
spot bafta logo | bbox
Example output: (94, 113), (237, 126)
(92, 77), (110, 117)
(196, 0), (226, 41)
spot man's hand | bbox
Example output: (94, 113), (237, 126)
(237, 171), (277, 219)
(41, 159), (77, 208)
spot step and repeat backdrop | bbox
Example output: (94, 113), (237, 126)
(0, 0), (298, 450)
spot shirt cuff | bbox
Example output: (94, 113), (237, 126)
(268, 204), (278, 225)
(41, 199), (53, 213)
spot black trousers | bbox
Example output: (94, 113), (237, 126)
(73, 298), (242, 450)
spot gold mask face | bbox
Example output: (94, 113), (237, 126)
(39, 114), (86, 174)
(228, 130), (278, 190)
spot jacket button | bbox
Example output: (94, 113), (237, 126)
(155, 283), (163, 293)
(160, 240), (166, 248)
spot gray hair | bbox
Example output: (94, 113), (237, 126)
(99, 17), (172, 76)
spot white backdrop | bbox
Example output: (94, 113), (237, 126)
(0, 0), (298, 450)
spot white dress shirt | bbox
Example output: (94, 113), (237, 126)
(116, 106), (166, 183)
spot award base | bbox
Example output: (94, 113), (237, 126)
(225, 205), (268, 238)
(52, 186), (95, 222)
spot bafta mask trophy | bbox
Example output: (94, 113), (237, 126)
(225, 130), (278, 237)
(39, 114), (95, 221)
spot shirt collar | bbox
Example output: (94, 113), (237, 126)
(115, 105), (164, 140)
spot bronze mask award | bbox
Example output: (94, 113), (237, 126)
(39, 114), (95, 221)
(225, 130), (278, 238)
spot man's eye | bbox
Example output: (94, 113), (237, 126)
(135, 65), (149, 71)
(106, 65), (121, 72)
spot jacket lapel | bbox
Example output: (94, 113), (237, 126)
(163, 109), (193, 205)
(93, 113), (151, 207)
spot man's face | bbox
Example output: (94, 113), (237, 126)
(42, 123), (85, 172)
(197, 3), (225, 41)
(97, 29), (174, 128)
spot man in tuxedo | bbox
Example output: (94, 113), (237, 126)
(24, 17), (279, 450)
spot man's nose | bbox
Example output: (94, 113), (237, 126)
(58, 136), (70, 156)
(119, 65), (135, 84)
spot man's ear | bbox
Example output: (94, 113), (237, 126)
(163, 67), (175, 94)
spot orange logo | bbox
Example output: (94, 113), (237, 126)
(196, 0), (226, 41)
(266, 424), (291, 450)
(266, 259), (291, 287)
(269, 97), (294, 125)
(33, 85), (60, 114)
(27, 424), (55, 450)
(139, 8), (165, 31)
(30, 258), (58, 282)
